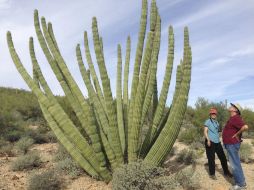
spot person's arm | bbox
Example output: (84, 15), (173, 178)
(232, 125), (248, 140)
(204, 126), (211, 147)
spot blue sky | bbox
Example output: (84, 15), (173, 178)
(0, 0), (254, 109)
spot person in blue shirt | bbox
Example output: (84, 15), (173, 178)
(204, 108), (232, 179)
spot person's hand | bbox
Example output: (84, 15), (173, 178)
(232, 133), (240, 141)
(207, 140), (211, 147)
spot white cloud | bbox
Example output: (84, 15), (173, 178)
(0, 0), (11, 10)
(229, 47), (254, 57)
(237, 98), (254, 111)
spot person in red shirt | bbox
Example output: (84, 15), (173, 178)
(222, 103), (248, 190)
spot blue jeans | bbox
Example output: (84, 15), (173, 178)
(224, 143), (246, 186)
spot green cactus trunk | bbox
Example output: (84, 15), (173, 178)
(7, 0), (192, 182)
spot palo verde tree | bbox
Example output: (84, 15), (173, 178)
(7, 0), (192, 182)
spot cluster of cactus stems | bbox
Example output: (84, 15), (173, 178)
(7, 0), (192, 182)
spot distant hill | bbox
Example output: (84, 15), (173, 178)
(0, 87), (40, 119)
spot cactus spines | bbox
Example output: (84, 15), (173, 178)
(7, 0), (192, 182)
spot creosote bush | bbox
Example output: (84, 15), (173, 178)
(0, 142), (15, 157)
(178, 127), (202, 144)
(190, 141), (204, 150)
(28, 170), (62, 190)
(11, 152), (41, 171)
(54, 144), (83, 178)
(153, 167), (200, 190)
(56, 157), (84, 178)
(15, 136), (34, 154)
(5, 130), (22, 142)
(176, 148), (198, 165)
(25, 128), (50, 144)
(54, 144), (70, 161)
(112, 161), (199, 190)
(240, 143), (253, 163)
(45, 131), (58, 143)
(112, 160), (165, 190)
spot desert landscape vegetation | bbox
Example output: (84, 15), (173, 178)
(0, 0), (253, 189)
(0, 88), (253, 190)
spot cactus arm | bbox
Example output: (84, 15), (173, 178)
(127, 0), (148, 144)
(34, 10), (90, 132)
(92, 17), (123, 164)
(38, 16), (108, 168)
(140, 14), (161, 127)
(47, 22), (60, 54)
(76, 44), (119, 169)
(7, 32), (112, 181)
(148, 25), (174, 141)
(84, 32), (106, 110)
(144, 27), (192, 165)
(138, 15), (161, 156)
(128, 31), (154, 161)
(32, 57), (99, 177)
(76, 44), (109, 134)
(123, 36), (131, 153)
(116, 44), (125, 154)
(39, 102), (99, 177)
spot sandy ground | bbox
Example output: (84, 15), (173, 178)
(0, 140), (253, 190)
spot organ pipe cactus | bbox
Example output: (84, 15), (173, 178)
(7, 0), (192, 182)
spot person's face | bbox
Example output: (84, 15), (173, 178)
(210, 113), (217, 119)
(228, 106), (237, 116)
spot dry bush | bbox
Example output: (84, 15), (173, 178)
(240, 143), (253, 163)
(154, 167), (200, 190)
(176, 148), (198, 165)
(15, 136), (34, 154)
(56, 157), (83, 178)
(0, 143), (15, 157)
(28, 170), (62, 190)
(112, 160), (164, 190)
(11, 152), (41, 171)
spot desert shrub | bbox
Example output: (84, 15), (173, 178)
(178, 127), (202, 144)
(55, 157), (83, 178)
(240, 143), (252, 163)
(153, 167), (200, 190)
(25, 129), (48, 144)
(54, 144), (70, 161)
(11, 152), (41, 171)
(252, 140), (254, 146)
(113, 160), (200, 190)
(54, 144), (83, 178)
(5, 130), (22, 142)
(174, 167), (200, 189)
(45, 131), (57, 143)
(169, 146), (176, 156)
(0, 142), (15, 157)
(190, 141), (204, 150)
(15, 136), (34, 154)
(0, 138), (8, 147)
(176, 149), (198, 165)
(242, 131), (254, 139)
(27, 170), (62, 190)
(24, 126), (57, 144)
(112, 160), (165, 190)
